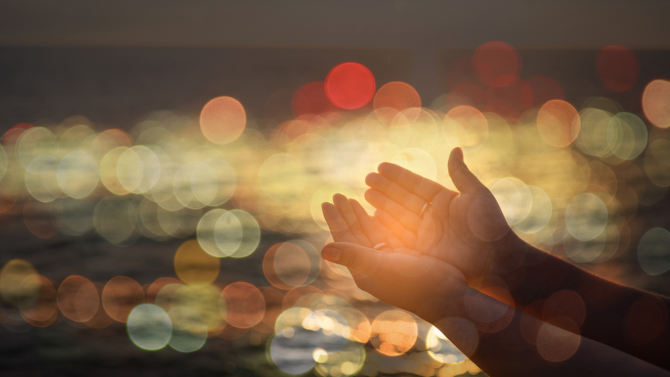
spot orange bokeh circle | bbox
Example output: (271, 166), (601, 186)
(101, 276), (145, 322)
(536, 99), (580, 148)
(200, 96), (246, 144)
(373, 82), (421, 124)
(370, 309), (418, 357)
(642, 79), (670, 129)
(57, 275), (99, 322)
(221, 281), (265, 329)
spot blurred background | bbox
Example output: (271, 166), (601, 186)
(1, 1), (670, 376)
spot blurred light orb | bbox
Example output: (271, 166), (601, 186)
(391, 148), (437, 181)
(102, 276), (145, 322)
(57, 151), (99, 199)
(17, 127), (58, 168)
(426, 326), (466, 364)
(168, 306), (208, 352)
(191, 158), (236, 207)
(259, 153), (306, 201)
(19, 275), (58, 326)
(173, 162), (207, 210)
(197, 209), (260, 258)
(607, 112), (648, 161)
(173, 239), (220, 284)
(200, 96), (247, 144)
(53, 198), (95, 236)
(537, 100), (581, 148)
(565, 193), (608, 241)
(100, 147), (131, 196)
(325, 62), (376, 110)
(274, 242), (311, 287)
(57, 275), (99, 322)
(127, 304), (172, 351)
(293, 82), (337, 116)
(93, 197), (138, 245)
(227, 210), (261, 258)
(25, 155), (62, 203)
(370, 309), (418, 357)
(0, 144), (8, 182)
(443, 105), (489, 148)
(273, 241), (321, 288)
(222, 282), (265, 329)
(596, 45), (639, 92)
(0, 259), (39, 308)
(642, 79), (670, 129)
(117, 146), (161, 194)
(473, 41), (520, 87)
(637, 228), (670, 276)
(513, 186), (552, 234)
(373, 82), (421, 124)
(172, 284), (223, 331)
(576, 108), (614, 157)
(268, 330), (318, 375)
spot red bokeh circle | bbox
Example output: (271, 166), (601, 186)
(596, 45), (639, 92)
(325, 62), (376, 110)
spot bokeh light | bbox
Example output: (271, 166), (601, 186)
(596, 45), (639, 92)
(473, 41), (520, 87)
(127, 304), (172, 351)
(637, 228), (670, 275)
(370, 310), (418, 357)
(199, 96), (247, 144)
(173, 239), (220, 284)
(536, 100), (580, 148)
(325, 62), (376, 110)
(642, 79), (670, 129)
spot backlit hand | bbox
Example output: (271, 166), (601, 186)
(321, 195), (466, 321)
(364, 148), (514, 283)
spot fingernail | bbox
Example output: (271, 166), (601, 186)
(322, 246), (341, 263)
(455, 147), (464, 161)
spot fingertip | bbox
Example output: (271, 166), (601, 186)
(322, 244), (341, 263)
(365, 172), (378, 186)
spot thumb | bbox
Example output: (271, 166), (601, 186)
(448, 147), (486, 194)
(322, 242), (381, 277)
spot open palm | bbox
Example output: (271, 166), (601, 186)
(364, 148), (513, 283)
(321, 194), (466, 319)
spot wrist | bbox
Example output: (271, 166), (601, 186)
(488, 230), (531, 277)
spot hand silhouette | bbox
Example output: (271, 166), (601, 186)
(321, 194), (466, 322)
(364, 147), (515, 283)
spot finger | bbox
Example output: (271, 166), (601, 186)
(377, 162), (447, 201)
(349, 198), (389, 248)
(365, 189), (422, 231)
(321, 202), (359, 244)
(333, 194), (372, 247)
(374, 208), (417, 248)
(365, 173), (428, 214)
(322, 242), (382, 277)
(447, 147), (487, 194)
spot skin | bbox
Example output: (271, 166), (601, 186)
(321, 191), (670, 376)
(362, 147), (670, 371)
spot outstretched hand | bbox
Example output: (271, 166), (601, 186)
(364, 147), (515, 283)
(321, 195), (466, 322)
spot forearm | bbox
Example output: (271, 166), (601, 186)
(492, 233), (670, 370)
(428, 287), (670, 377)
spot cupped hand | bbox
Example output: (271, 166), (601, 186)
(364, 148), (515, 283)
(321, 195), (466, 322)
